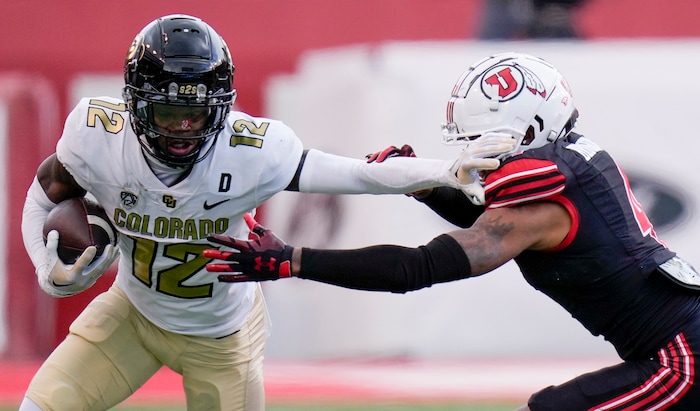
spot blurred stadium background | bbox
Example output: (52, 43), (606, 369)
(2, 0), (700, 409)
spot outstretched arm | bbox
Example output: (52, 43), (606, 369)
(288, 148), (457, 194)
(365, 144), (485, 227)
(298, 201), (570, 286)
(205, 202), (571, 292)
(286, 133), (516, 204)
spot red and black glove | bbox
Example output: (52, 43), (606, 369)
(365, 144), (416, 163)
(204, 214), (293, 282)
(366, 144), (432, 198)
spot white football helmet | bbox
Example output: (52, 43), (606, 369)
(442, 52), (577, 159)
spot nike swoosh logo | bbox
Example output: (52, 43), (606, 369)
(203, 199), (231, 210)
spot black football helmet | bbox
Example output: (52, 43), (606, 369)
(123, 14), (236, 168)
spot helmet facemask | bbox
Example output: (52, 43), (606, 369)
(124, 83), (232, 168)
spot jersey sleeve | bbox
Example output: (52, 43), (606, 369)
(232, 115), (305, 202)
(56, 97), (122, 192)
(483, 157), (566, 209)
(260, 120), (304, 188)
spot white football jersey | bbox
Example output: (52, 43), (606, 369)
(56, 96), (304, 337)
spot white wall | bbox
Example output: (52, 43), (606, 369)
(260, 40), (700, 360)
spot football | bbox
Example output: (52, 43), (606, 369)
(42, 197), (117, 265)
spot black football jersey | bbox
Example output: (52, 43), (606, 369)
(485, 133), (700, 359)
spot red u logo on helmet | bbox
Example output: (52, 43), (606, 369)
(484, 68), (520, 98)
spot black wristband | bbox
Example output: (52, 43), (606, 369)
(298, 234), (471, 293)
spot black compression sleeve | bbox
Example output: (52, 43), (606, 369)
(416, 186), (485, 228)
(298, 234), (471, 293)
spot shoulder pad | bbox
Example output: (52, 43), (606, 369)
(484, 157), (565, 209)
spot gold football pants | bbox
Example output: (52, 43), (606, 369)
(26, 284), (267, 411)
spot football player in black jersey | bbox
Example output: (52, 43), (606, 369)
(204, 52), (700, 410)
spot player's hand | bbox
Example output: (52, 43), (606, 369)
(447, 132), (517, 205)
(38, 230), (119, 297)
(365, 144), (416, 163)
(366, 144), (432, 198)
(204, 214), (294, 282)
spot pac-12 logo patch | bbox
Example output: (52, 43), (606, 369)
(120, 191), (138, 209)
(481, 64), (547, 102)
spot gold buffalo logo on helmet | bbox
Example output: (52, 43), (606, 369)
(126, 33), (146, 62)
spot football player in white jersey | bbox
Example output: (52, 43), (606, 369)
(19, 14), (513, 411)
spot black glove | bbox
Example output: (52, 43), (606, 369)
(204, 214), (294, 282)
(365, 144), (416, 163)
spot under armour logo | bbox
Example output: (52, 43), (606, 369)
(254, 256), (277, 272)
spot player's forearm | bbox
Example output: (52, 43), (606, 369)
(293, 234), (472, 293)
(22, 177), (55, 269)
(297, 149), (454, 194)
(416, 186), (485, 228)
